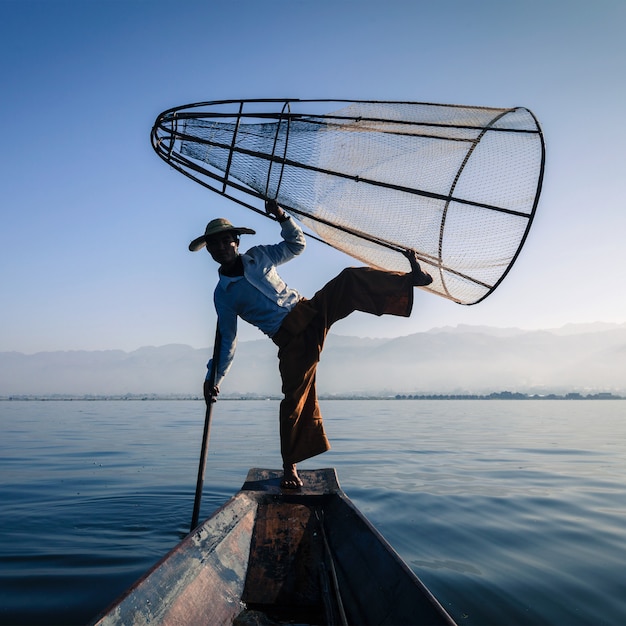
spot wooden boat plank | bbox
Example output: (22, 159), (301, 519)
(242, 501), (324, 607)
(323, 493), (454, 625)
(241, 467), (341, 495)
(94, 491), (258, 625)
(92, 468), (456, 626)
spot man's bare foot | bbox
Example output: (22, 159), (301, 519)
(281, 463), (303, 489)
(403, 249), (433, 286)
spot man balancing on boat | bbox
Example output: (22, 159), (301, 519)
(189, 199), (433, 489)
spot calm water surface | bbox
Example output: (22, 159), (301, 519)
(0, 399), (625, 625)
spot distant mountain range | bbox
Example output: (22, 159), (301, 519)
(1, 323), (625, 397)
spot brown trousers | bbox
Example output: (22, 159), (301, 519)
(272, 267), (414, 465)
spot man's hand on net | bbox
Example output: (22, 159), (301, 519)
(265, 199), (285, 220)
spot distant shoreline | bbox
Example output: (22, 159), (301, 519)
(1, 392), (623, 401)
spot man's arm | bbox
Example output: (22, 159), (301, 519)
(205, 298), (238, 399)
(261, 199), (306, 262)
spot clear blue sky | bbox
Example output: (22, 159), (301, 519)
(1, 0), (624, 353)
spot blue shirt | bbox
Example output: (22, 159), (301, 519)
(208, 216), (306, 386)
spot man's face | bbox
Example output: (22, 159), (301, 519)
(205, 231), (239, 266)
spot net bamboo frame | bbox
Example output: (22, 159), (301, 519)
(151, 98), (545, 304)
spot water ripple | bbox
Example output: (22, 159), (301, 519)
(1, 399), (625, 625)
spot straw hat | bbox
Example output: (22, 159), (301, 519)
(189, 218), (256, 251)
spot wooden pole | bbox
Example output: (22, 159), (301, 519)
(190, 325), (221, 532)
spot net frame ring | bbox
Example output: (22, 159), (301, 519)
(264, 100), (291, 201)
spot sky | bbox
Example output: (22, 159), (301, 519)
(1, 0), (625, 354)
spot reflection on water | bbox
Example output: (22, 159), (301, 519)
(0, 399), (625, 625)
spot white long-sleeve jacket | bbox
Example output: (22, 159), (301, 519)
(207, 216), (306, 387)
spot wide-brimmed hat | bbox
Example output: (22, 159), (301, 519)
(189, 218), (256, 251)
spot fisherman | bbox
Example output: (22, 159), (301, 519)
(190, 199), (433, 489)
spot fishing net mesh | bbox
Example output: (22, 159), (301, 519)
(152, 100), (544, 304)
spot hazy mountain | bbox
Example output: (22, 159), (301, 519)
(1, 324), (625, 397)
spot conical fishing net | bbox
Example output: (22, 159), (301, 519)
(151, 99), (544, 304)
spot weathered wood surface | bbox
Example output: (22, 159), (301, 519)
(92, 468), (456, 626)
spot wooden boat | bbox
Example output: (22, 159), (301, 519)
(93, 468), (456, 626)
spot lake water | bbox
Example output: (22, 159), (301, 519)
(1, 399), (625, 625)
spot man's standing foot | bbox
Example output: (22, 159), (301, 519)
(281, 463), (303, 489)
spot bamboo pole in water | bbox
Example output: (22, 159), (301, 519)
(190, 326), (221, 532)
